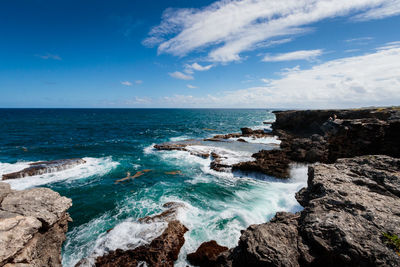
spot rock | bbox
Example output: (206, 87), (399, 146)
(222, 155), (400, 267)
(2, 158), (86, 180)
(154, 143), (188, 151)
(0, 182), (72, 267)
(138, 202), (184, 223)
(240, 128), (254, 135)
(1, 187), (72, 226)
(272, 108), (400, 163)
(187, 240), (228, 267)
(210, 152), (231, 172)
(236, 138), (246, 142)
(232, 150), (291, 178)
(95, 220), (188, 267)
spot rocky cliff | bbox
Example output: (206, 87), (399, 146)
(189, 108), (400, 267)
(217, 155), (400, 266)
(0, 182), (72, 267)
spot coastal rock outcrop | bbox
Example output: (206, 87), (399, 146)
(2, 158), (86, 180)
(95, 220), (188, 267)
(91, 202), (188, 267)
(232, 150), (290, 178)
(187, 240), (228, 267)
(0, 182), (72, 267)
(218, 155), (400, 267)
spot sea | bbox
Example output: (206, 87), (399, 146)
(0, 108), (307, 266)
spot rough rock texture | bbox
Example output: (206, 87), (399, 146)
(0, 182), (72, 267)
(2, 158), (86, 180)
(233, 108), (400, 178)
(273, 108), (400, 163)
(219, 155), (400, 267)
(187, 240), (228, 267)
(232, 150), (291, 178)
(95, 220), (188, 267)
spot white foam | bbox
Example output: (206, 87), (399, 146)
(169, 135), (192, 142)
(92, 220), (167, 256)
(229, 136), (281, 145)
(143, 143), (156, 155)
(0, 157), (119, 190)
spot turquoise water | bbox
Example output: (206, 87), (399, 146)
(0, 109), (307, 266)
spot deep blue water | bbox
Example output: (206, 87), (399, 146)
(0, 109), (307, 266)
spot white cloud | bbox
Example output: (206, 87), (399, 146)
(124, 96), (152, 105)
(263, 49), (323, 62)
(188, 62), (213, 71)
(169, 71), (194, 80)
(135, 80), (143, 84)
(145, 0), (400, 63)
(157, 43), (400, 108)
(353, 0), (400, 20)
(121, 81), (133, 86)
(187, 84), (197, 89)
(345, 37), (374, 43)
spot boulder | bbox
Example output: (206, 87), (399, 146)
(187, 240), (228, 267)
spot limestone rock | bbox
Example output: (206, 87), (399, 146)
(2, 158), (86, 180)
(0, 182), (72, 267)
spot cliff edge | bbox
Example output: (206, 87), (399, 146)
(0, 182), (72, 267)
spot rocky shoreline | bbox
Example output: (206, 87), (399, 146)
(1, 107), (399, 266)
(186, 107), (400, 266)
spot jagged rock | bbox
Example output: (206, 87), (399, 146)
(210, 152), (231, 172)
(154, 143), (188, 151)
(272, 108), (400, 163)
(0, 182), (72, 267)
(187, 240), (228, 267)
(2, 158), (86, 180)
(95, 220), (188, 267)
(232, 150), (290, 178)
(221, 155), (400, 267)
(138, 202), (184, 223)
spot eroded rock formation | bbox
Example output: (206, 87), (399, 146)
(218, 155), (400, 266)
(2, 158), (86, 180)
(0, 182), (72, 267)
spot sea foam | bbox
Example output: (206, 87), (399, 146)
(0, 157), (119, 190)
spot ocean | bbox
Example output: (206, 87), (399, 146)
(0, 108), (307, 266)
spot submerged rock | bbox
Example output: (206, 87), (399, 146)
(187, 240), (228, 267)
(95, 220), (188, 267)
(220, 155), (400, 267)
(0, 182), (72, 267)
(2, 158), (86, 180)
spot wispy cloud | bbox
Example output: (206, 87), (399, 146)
(169, 71), (194, 80)
(187, 62), (213, 71)
(36, 53), (62, 60)
(145, 0), (400, 63)
(262, 49), (323, 62)
(157, 43), (400, 108)
(187, 84), (197, 89)
(135, 80), (143, 84)
(121, 81), (133, 86)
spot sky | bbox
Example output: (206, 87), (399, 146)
(1, 0), (400, 108)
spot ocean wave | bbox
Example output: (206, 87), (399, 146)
(0, 157), (119, 190)
(228, 136), (281, 145)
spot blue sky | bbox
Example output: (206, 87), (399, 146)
(1, 0), (400, 108)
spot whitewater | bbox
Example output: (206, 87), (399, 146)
(0, 109), (307, 266)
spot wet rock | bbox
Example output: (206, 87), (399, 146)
(222, 155), (400, 267)
(0, 182), (72, 267)
(210, 152), (231, 172)
(154, 143), (188, 151)
(236, 138), (246, 142)
(138, 202), (184, 223)
(2, 158), (86, 180)
(232, 150), (290, 178)
(95, 220), (188, 267)
(187, 240), (228, 267)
